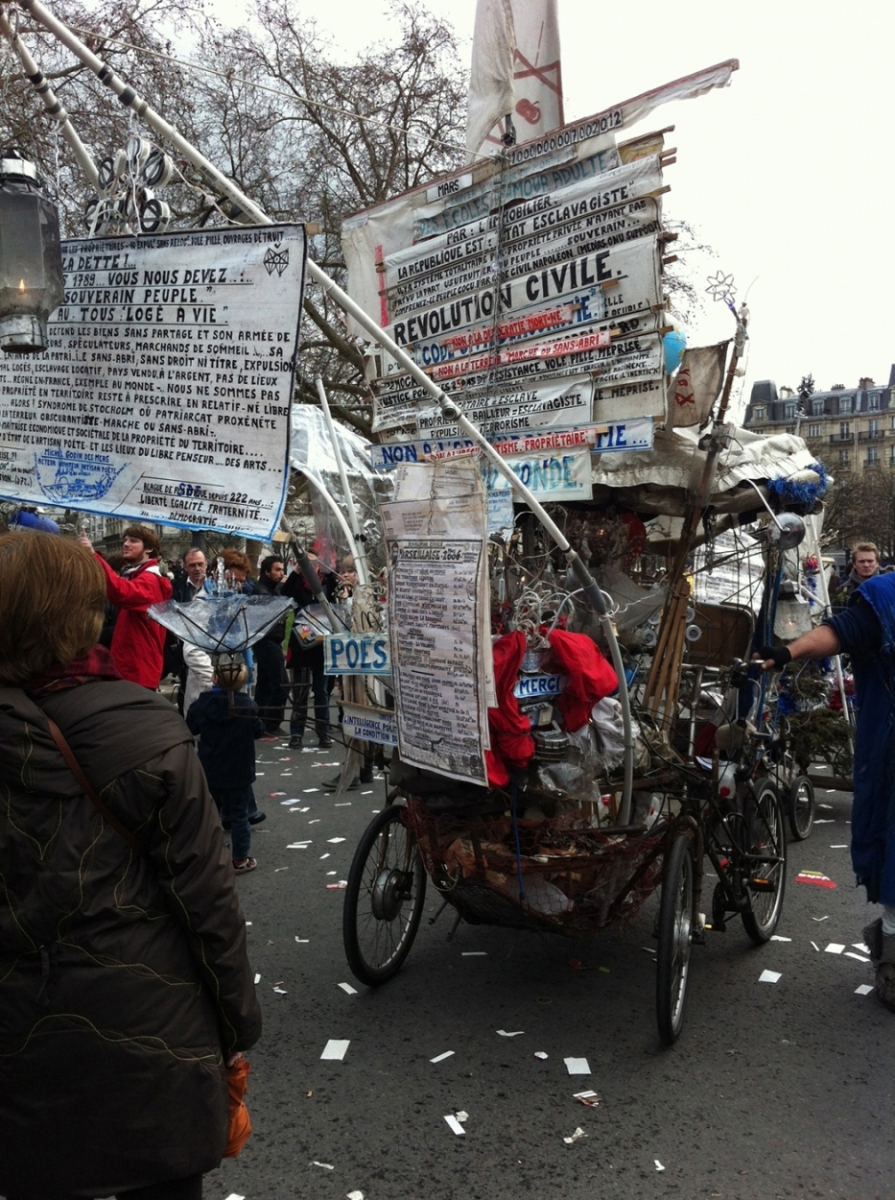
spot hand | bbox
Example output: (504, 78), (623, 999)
(226, 1051), (244, 1068)
(77, 530), (93, 552)
(752, 644), (792, 672)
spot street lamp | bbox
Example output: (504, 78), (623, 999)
(0, 150), (64, 353)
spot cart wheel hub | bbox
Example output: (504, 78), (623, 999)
(371, 868), (408, 921)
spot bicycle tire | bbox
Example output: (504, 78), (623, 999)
(656, 833), (696, 1045)
(343, 804), (427, 985)
(787, 774), (815, 841)
(741, 782), (787, 943)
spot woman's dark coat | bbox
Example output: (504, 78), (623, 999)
(0, 680), (262, 1195)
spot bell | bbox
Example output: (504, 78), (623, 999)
(0, 151), (64, 353)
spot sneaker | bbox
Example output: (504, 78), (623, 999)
(249, 811), (267, 826)
(322, 775), (361, 791)
(288, 735), (302, 749)
(319, 736), (334, 749)
(233, 857), (257, 874)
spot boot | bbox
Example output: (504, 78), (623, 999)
(863, 917), (883, 961)
(872, 927), (895, 1013)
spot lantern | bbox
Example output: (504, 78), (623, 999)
(0, 151), (64, 353)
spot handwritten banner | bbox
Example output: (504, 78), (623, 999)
(0, 225), (306, 538)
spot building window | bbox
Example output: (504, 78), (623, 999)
(753, 406), (765, 421)
(839, 396), (853, 414)
(869, 393), (880, 410)
(807, 423), (821, 438)
(840, 422), (851, 439)
(784, 402), (796, 419)
(890, 445), (895, 465)
(869, 419), (880, 436)
(867, 447), (880, 466)
(811, 398), (824, 415)
(891, 415), (895, 430)
(839, 449), (850, 467)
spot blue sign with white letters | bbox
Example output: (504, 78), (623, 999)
(324, 632), (391, 676)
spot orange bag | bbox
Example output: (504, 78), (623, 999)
(224, 1057), (253, 1158)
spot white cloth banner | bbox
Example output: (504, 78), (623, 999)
(670, 342), (729, 427)
(465, 0), (516, 161)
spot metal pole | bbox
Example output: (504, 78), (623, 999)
(313, 374), (369, 586)
(0, 8), (99, 186)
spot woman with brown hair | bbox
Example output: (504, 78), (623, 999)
(0, 533), (262, 1200)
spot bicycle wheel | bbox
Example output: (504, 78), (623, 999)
(741, 782), (787, 944)
(343, 804), (427, 985)
(787, 774), (815, 841)
(656, 833), (695, 1045)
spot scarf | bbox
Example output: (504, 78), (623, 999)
(27, 645), (122, 698)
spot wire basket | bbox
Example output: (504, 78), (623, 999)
(404, 798), (667, 937)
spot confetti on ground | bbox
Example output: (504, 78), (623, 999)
(301, 747), (316, 754)
(845, 951), (871, 963)
(759, 969), (781, 983)
(811, 941), (820, 951)
(304, 788), (320, 793)
(326, 881), (348, 889)
(347, 1191), (365, 1200)
(496, 1030), (524, 1037)
(254, 973), (261, 984)
(796, 870), (837, 888)
(573, 1090), (600, 1108)
(287, 842), (312, 849)
(321, 1039), (350, 1061)
(818, 802), (833, 809)
(855, 984), (874, 995)
(362, 790), (374, 795)
(534, 1051), (549, 1059)
(456, 1111), (468, 1122)
(564, 1057), (591, 1075)
(770, 935), (792, 942)
(295, 937), (309, 943)
(273, 986), (287, 994)
(320, 853), (331, 860)
(853, 942), (870, 953)
(655, 1160), (665, 1172)
(339, 982), (358, 995)
(274, 866), (289, 872)
(444, 1115), (465, 1136)
(825, 943), (845, 955)
(813, 819), (834, 823)
(431, 1051), (455, 1063)
(245, 921), (252, 926)
(462, 951), (487, 957)
(563, 1127), (587, 1144)
(311, 1161), (334, 1170)
(334, 802), (352, 807)
(830, 844), (848, 849)
(224, 1193), (246, 1200)
(270, 791), (287, 797)
(812, 916), (830, 922)
(642, 946), (657, 955)
(327, 870), (337, 875)
(327, 837), (347, 844)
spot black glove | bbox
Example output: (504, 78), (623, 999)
(757, 644), (792, 668)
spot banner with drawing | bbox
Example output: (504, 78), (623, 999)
(0, 224), (306, 538)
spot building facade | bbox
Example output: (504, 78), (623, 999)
(743, 367), (895, 475)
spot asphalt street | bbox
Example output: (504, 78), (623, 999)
(205, 738), (892, 1200)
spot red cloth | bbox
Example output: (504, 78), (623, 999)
(224, 1057), (253, 1158)
(548, 629), (617, 732)
(96, 555), (172, 689)
(486, 630), (535, 787)
(26, 646), (121, 697)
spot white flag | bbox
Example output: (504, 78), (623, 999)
(465, 0), (564, 163)
(670, 343), (729, 427)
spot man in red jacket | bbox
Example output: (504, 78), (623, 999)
(78, 524), (172, 688)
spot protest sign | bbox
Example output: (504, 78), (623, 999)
(0, 225), (306, 538)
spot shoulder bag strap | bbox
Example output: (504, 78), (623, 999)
(44, 715), (147, 857)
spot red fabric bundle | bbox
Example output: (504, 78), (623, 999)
(548, 629), (617, 732)
(224, 1057), (253, 1158)
(486, 630), (535, 787)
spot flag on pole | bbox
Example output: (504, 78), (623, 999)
(670, 342), (729, 427)
(465, 0), (563, 163)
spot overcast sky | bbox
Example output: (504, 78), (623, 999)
(213, 0), (894, 414)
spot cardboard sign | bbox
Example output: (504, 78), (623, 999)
(323, 632), (391, 676)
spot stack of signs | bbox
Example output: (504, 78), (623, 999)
(343, 120), (672, 516)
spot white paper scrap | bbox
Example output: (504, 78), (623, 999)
(825, 943), (845, 954)
(311, 1161), (334, 1170)
(224, 1193), (246, 1200)
(273, 986), (287, 994)
(563, 1127), (587, 1144)
(281, 799), (302, 805)
(855, 983), (874, 995)
(327, 870), (337, 875)
(462, 951), (487, 957)
(770, 935), (791, 942)
(334, 802), (352, 807)
(818, 803), (833, 808)
(655, 1160), (665, 1172)
(813, 818), (834, 823)
(496, 1030), (524, 1037)
(564, 1057), (591, 1075)
(811, 941), (820, 951)
(845, 952), (871, 963)
(444, 1114), (465, 1135)
(573, 1090), (600, 1107)
(830, 844), (848, 849)
(320, 853), (331, 860)
(534, 1051), (549, 1060)
(304, 788), (320, 793)
(295, 937), (309, 943)
(430, 1051), (455, 1063)
(339, 982), (358, 995)
(456, 1111), (469, 1122)
(328, 837), (347, 844)
(853, 942), (870, 953)
(362, 790), (374, 795)
(274, 866), (289, 872)
(811, 916), (830, 922)
(308, 818), (320, 823)
(347, 1192), (365, 1200)
(758, 970), (781, 984)
(321, 1039), (350, 1061)
(254, 973), (261, 984)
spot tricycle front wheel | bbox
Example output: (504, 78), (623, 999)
(343, 804), (427, 986)
(656, 833), (695, 1045)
